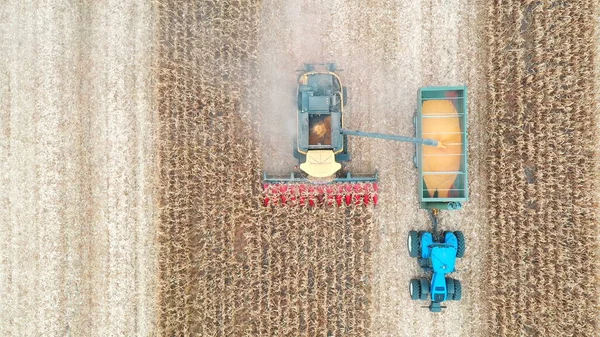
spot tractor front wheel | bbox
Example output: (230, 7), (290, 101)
(409, 279), (421, 300)
(407, 231), (420, 257)
(452, 279), (462, 301)
(454, 231), (465, 258)
(419, 277), (430, 300)
(445, 277), (455, 298)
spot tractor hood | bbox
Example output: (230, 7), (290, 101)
(430, 246), (457, 274)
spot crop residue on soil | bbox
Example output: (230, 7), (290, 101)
(1, 1), (157, 336)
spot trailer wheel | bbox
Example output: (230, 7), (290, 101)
(452, 280), (462, 301)
(409, 279), (421, 300)
(407, 231), (419, 257)
(454, 231), (465, 258)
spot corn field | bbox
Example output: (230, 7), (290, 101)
(153, 0), (599, 336)
(155, 1), (374, 335)
(2, 0), (600, 336)
(484, 1), (599, 335)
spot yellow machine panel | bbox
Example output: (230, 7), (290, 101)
(299, 150), (342, 179)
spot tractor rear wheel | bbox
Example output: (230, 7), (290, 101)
(419, 277), (430, 300)
(409, 279), (421, 300)
(454, 231), (465, 258)
(407, 230), (420, 257)
(445, 277), (455, 297)
(452, 279), (462, 301)
(417, 258), (430, 269)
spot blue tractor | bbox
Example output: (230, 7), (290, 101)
(407, 224), (465, 312)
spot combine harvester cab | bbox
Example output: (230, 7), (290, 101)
(263, 63), (379, 207)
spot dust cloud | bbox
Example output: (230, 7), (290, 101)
(256, 1), (333, 175)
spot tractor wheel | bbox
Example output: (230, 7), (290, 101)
(418, 230), (426, 248)
(409, 279), (421, 300)
(419, 278), (430, 300)
(452, 279), (462, 301)
(407, 231), (420, 257)
(454, 231), (465, 258)
(445, 277), (455, 297)
(342, 87), (348, 106)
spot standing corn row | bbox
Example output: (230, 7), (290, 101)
(485, 1), (599, 336)
(156, 1), (375, 336)
(155, 0), (262, 335)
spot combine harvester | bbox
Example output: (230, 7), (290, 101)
(262, 63), (468, 311)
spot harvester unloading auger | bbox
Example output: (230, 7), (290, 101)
(263, 63), (468, 210)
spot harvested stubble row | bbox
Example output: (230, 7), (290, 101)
(155, 1), (374, 336)
(485, 1), (599, 336)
